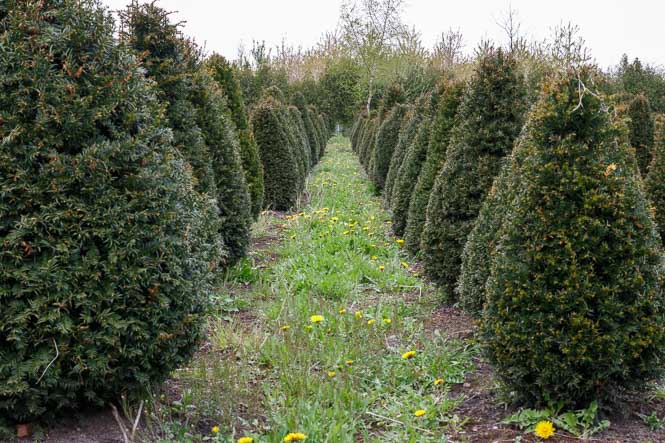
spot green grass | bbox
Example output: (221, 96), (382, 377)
(143, 136), (475, 442)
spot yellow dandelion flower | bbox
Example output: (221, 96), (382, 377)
(367, 319), (376, 325)
(434, 378), (444, 385)
(305, 325), (313, 331)
(339, 308), (347, 314)
(310, 315), (324, 323)
(330, 216), (338, 222)
(355, 311), (363, 319)
(378, 265), (385, 271)
(280, 325), (290, 331)
(327, 370), (337, 378)
(401, 261), (408, 269)
(212, 426), (220, 434)
(413, 272), (419, 277)
(396, 239), (405, 245)
(402, 350), (416, 359)
(345, 359), (354, 365)
(383, 318), (392, 325)
(284, 432), (307, 442)
(371, 255), (378, 261)
(414, 409), (426, 417)
(534, 421), (555, 439)
(238, 437), (254, 443)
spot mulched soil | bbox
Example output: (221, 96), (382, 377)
(425, 304), (665, 443)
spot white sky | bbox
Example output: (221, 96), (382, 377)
(101, 0), (664, 69)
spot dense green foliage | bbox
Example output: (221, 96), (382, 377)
(0, 0), (221, 421)
(481, 72), (665, 408)
(289, 105), (313, 186)
(626, 94), (655, 175)
(189, 69), (252, 264)
(206, 54), (265, 219)
(252, 97), (300, 210)
(646, 118), (665, 242)
(372, 104), (408, 190)
(294, 92), (321, 165)
(404, 82), (464, 254)
(389, 90), (440, 236)
(383, 108), (419, 205)
(421, 49), (527, 295)
(391, 117), (432, 237)
(617, 55), (665, 114)
(313, 109), (329, 157)
(457, 151), (522, 317)
(121, 1), (251, 265)
(359, 117), (379, 169)
(377, 83), (406, 121)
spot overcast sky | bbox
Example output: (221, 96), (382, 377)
(102, 0), (664, 69)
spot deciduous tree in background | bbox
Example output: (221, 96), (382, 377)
(340, 0), (406, 113)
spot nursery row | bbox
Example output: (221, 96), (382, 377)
(0, 0), (332, 426)
(351, 50), (665, 409)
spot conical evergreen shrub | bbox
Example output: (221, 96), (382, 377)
(350, 114), (366, 152)
(421, 49), (526, 295)
(309, 105), (325, 155)
(404, 81), (464, 254)
(378, 83), (405, 121)
(317, 112), (330, 155)
(372, 104), (408, 190)
(457, 148), (524, 317)
(288, 105), (313, 181)
(627, 93), (655, 175)
(359, 117), (379, 169)
(384, 107), (418, 204)
(206, 53), (264, 219)
(120, 1), (251, 265)
(481, 71), (665, 408)
(252, 97), (300, 210)
(293, 92), (321, 165)
(391, 109), (434, 236)
(646, 117), (665, 242)
(390, 90), (443, 233)
(189, 68), (252, 264)
(0, 0), (221, 422)
(264, 87), (305, 190)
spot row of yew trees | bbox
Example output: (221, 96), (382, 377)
(351, 49), (665, 410)
(0, 0), (331, 425)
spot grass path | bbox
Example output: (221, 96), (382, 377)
(152, 136), (475, 442)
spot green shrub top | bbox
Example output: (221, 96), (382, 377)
(251, 97), (300, 210)
(404, 81), (464, 254)
(481, 71), (665, 408)
(646, 117), (665, 242)
(207, 54), (265, 218)
(421, 49), (527, 294)
(189, 68), (252, 264)
(627, 93), (655, 175)
(377, 83), (405, 120)
(372, 103), (408, 190)
(0, 0), (221, 421)
(384, 106), (418, 203)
